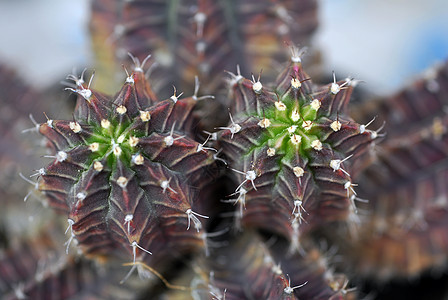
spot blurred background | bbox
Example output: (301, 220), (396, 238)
(0, 0), (447, 94)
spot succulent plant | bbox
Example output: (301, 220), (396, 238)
(36, 63), (217, 269)
(89, 0), (319, 97)
(218, 51), (378, 250)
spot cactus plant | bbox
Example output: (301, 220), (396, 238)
(36, 64), (218, 271)
(218, 51), (378, 248)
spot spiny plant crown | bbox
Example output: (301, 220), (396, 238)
(241, 76), (332, 158)
(219, 52), (381, 250)
(36, 57), (217, 266)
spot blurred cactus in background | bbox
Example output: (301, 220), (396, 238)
(1, 1), (448, 300)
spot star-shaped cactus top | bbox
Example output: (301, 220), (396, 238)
(219, 52), (379, 251)
(37, 58), (217, 266)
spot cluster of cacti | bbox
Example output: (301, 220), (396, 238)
(27, 47), (370, 298)
(1, 1), (448, 299)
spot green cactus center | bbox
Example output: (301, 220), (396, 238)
(86, 117), (138, 165)
(253, 96), (324, 158)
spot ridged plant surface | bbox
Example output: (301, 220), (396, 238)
(192, 232), (346, 300)
(37, 66), (217, 267)
(343, 60), (448, 279)
(90, 0), (318, 97)
(219, 57), (378, 250)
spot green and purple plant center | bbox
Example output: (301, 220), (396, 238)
(85, 117), (140, 167)
(248, 94), (322, 159)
